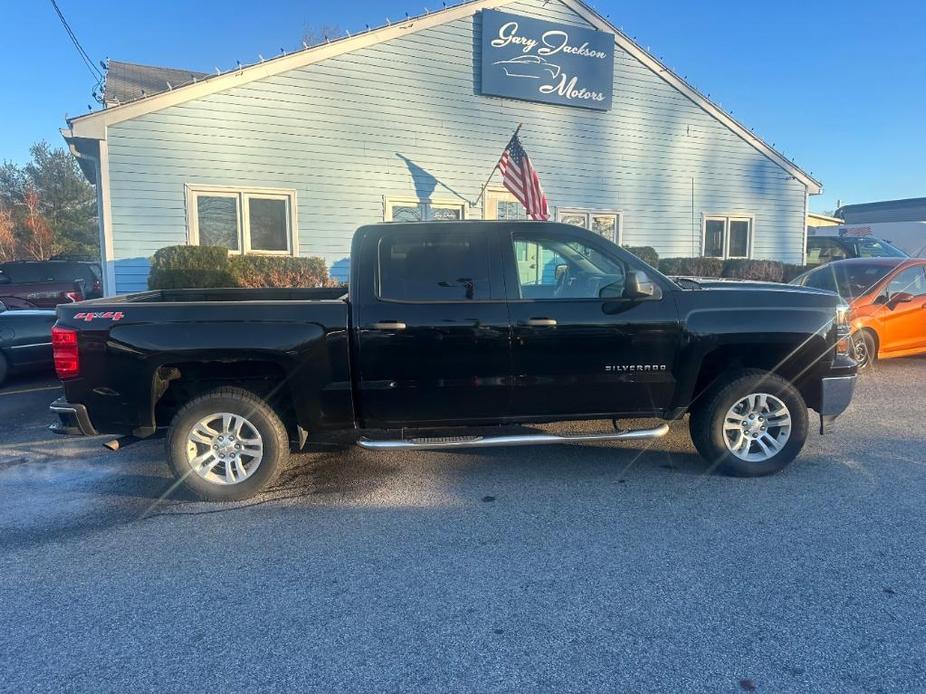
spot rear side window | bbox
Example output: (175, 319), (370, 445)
(0, 262), (94, 283)
(47, 263), (95, 282)
(0, 264), (48, 283)
(378, 231), (492, 301)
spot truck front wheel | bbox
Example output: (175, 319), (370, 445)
(166, 387), (289, 501)
(689, 370), (808, 477)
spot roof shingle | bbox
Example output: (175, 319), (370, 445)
(103, 60), (207, 106)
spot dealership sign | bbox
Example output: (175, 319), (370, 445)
(480, 9), (614, 111)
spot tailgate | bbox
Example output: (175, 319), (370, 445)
(54, 300), (142, 436)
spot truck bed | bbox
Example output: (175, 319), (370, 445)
(54, 286), (354, 437)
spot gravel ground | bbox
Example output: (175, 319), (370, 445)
(0, 360), (924, 693)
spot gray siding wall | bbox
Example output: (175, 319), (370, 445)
(105, 0), (808, 292)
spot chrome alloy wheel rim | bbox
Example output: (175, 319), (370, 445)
(722, 393), (792, 463)
(185, 412), (264, 485)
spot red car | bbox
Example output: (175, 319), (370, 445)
(793, 258), (926, 368)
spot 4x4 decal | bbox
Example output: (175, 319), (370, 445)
(73, 311), (124, 322)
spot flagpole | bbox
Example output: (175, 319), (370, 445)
(474, 123), (523, 207)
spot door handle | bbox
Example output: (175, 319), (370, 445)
(370, 321), (407, 330)
(525, 318), (557, 327)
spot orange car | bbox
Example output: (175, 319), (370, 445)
(793, 257), (926, 368)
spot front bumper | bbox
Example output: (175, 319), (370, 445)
(49, 397), (98, 436)
(819, 375), (857, 434)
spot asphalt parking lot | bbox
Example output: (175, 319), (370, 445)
(1, 362), (924, 693)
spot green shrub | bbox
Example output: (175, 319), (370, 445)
(658, 257), (724, 278)
(148, 245), (235, 289)
(622, 246), (659, 268)
(721, 259), (784, 282)
(148, 245), (333, 289)
(229, 255), (331, 288)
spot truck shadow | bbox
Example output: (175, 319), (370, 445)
(108, 442), (709, 515)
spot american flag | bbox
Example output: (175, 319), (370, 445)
(498, 133), (549, 221)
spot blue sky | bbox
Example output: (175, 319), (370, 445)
(2, 0), (923, 212)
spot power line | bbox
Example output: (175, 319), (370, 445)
(49, 0), (104, 84)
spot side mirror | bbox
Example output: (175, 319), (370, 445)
(624, 270), (661, 299)
(888, 291), (914, 308)
(554, 264), (568, 281)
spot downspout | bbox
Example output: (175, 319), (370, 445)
(67, 140), (112, 296)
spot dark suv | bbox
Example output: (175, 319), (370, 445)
(0, 261), (102, 309)
(806, 235), (907, 267)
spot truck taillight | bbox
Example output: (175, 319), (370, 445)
(52, 326), (79, 379)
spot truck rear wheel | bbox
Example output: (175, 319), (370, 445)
(166, 387), (289, 501)
(689, 370), (808, 477)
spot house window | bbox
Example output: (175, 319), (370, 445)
(385, 197), (466, 222)
(187, 187), (296, 254)
(483, 189), (527, 220)
(497, 200), (528, 220)
(556, 209), (622, 244)
(702, 216), (753, 259)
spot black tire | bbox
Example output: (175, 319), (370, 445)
(853, 330), (877, 371)
(166, 387), (289, 501)
(689, 369), (808, 477)
(0, 352), (7, 387)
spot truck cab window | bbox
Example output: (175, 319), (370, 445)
(512, 234), (626, 300)
(378, 232), (492, 301)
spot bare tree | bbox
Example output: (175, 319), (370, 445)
(298, 24), (342, 49)
(0, 204), (15, 262)
(21, 187), (58, 260)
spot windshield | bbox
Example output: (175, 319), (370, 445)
(845, 238), (908, 258)
(800, 263), (894, 298)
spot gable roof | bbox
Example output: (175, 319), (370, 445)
(64, 0), (822, 193)
(103, 60), (207, 106)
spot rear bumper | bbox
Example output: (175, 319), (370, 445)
(49, 397), (98, 436)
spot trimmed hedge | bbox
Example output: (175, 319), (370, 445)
(658, 257), (724, 278)
(622, 246), (659, 268)
(656, 257), (815, 283)
(148, 245), (333, 290)
(721, 259), (784, 283)
(229, 255), (329, 288)
(147, 246), (236, 289)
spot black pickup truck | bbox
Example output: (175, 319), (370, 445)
(51, 222), (857, 500)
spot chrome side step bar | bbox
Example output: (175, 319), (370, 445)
(357, 424), (670, 451)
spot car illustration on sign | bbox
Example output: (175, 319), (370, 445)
(492, 55), (561, 79)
